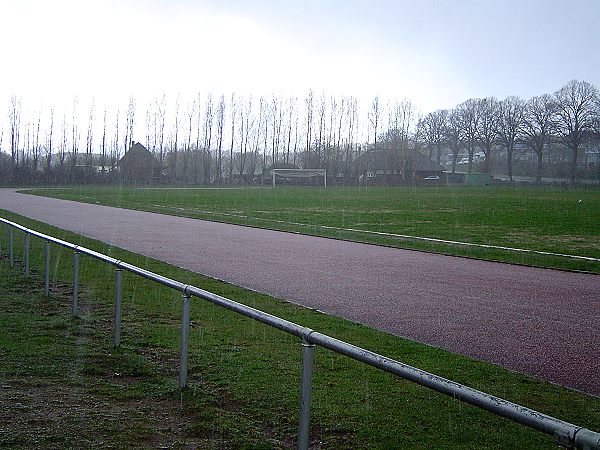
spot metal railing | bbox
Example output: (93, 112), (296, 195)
(1, 216), (598, 450)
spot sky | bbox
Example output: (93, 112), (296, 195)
(1, 0), (599, 123)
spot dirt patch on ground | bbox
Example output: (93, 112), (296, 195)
(0, 265), (209, 449)
(0, 379), (208, 449)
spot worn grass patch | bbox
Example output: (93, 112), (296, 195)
(1, 211), (599, 448)
(24, 185), (600, 272)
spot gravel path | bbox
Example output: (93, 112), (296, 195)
(1, 189), (598, 396)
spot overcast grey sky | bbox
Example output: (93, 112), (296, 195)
(1, 0), (599, 115)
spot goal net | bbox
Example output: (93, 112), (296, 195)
(272, 168), (327, 187)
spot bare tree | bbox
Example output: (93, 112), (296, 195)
(386, 99), (416, 179)
(32, 109), (42, 173)
(146, 107), (151, 152)
(292, 104), (300, 167)
(254, 97), (266, 177)
(85, 100), (95, 178)
(369, 96), (381, 150)
(156, 95), (166, 167)
(445, 108), (463, 174)
(171, 94), (180, 180)
(285, 96), (297, 164)
(71, 97), (80, 171)
(593, 99), (600, 134)
(58, 113), (67, 169)
(18, 114), (28, 171)
(23, 119), (31, 171)
(496, 96), (525, 181)
(202, 93), (214, 183)
(228, 93), (237, 183)
(315, 93), (327, 167)
(184, 98), (196, 181)
(332, 96), (345, 178)
(247, 126), (259, 180)
(304, 90), (314, 168)
(554, 80), (599, 183)
(124, 96), (136, 154)
(364, 95), (381, 184)
(420, 109), (448, 166)
(44, 107), (54, 172)
(9, 95), (22, 171)
(344, 97), (358, 178)
(100, 109), (107, 174)
(456, 98), (480, 174)
(521, 94), (557, 183)
(237, 96), (247, 177)
(327, 96), (338, 152)
(389, 99), (414, 151)
(271, 95), (283, 165)
(476, 97), (499, 174)
(593, 98), (600, 177)
(111, 110), (120, 170)
(215, 94), (225, 184)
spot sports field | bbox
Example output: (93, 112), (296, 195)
(27, 185), (600, 272)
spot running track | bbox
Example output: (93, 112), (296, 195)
(1, 189), (598, 396)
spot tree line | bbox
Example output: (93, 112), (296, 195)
(419, 80), (599, 184)
(2, 79), (599, 185)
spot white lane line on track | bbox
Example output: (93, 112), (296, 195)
(150, 204), (600, 263)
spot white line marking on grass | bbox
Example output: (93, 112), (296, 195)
(150, 205), (600, 263)
(319, 226), (600, 262)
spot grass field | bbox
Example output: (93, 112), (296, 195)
(25, 185), (600, 272)
(1, 211), (599, 448)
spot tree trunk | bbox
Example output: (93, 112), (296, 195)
(467, 145), (474, 174)
(536, 150), (543, 183)
(484, 153), (491, 175)
(570, 146), (578, 184)
(507, 146), (513, 182)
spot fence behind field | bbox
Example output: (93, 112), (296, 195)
(1, 216), (599, 450)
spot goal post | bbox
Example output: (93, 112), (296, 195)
(271, 168), (327, 187)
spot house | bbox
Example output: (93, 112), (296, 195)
(117, 142), (162, 183)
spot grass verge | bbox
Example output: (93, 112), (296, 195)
(23, 185), (600, 273)
(1, 210), (599, 449)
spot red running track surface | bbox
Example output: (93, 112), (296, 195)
(1, 189), (598, 396)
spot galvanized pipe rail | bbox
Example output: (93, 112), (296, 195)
(1, 217), (599, 450)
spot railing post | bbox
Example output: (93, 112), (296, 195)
(178, 293), (191, 389)
(23, 233), (29, 277)
(298, 338), (316, 450)
(9, 227), (14, 268)
(72, 250), (79, 316)
(44, 241), (50, 296)
(113, 268), (123, 348)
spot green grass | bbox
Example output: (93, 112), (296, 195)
(1, 210), (599, 448)
(24, 185), (600, 272)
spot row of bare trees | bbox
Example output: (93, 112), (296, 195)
(1, 91), (370, 184)
(418, 79), (600, 183)
(2, 95), (136, 183)
(161, 92), (366, 184)
(2, 80), (599, 184)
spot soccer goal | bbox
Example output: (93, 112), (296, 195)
(271, 168), (327, 187)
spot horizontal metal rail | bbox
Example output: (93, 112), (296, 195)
(1, 216), (598, 450)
